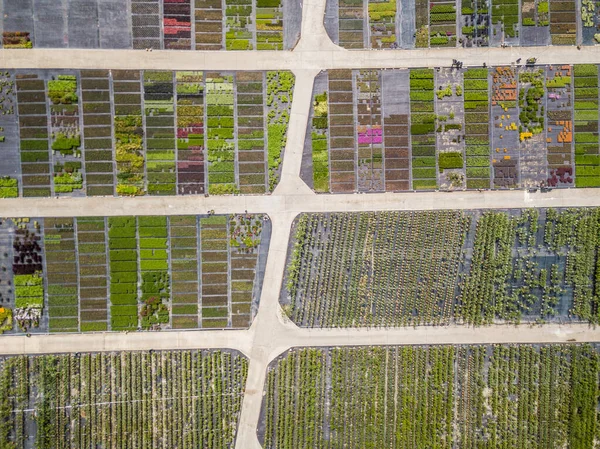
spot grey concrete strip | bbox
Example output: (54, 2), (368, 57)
(3, 185), (600, 217)
(0, 328), (253, 357)
(3, 43), (600, 72)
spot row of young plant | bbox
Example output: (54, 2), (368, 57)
(130, 0), (162, 51)
(410, 69), (438, 189)
(545, 65), (575, 187)
(573, 64), (600, 186)
(79, 70), (116, 196)
(283, 207), (600, 327)
(163, 0), (193, 50)
(260, 343), (600, 448)
(336, 0), (366, 49)
(5, 219), (44, 332)
(355, 70), (385, 191)
(44, 218), (79, 332)
(176, 71), (206, 194)
(308, 69), (415, 192)
(236, 72), (268, 193)
(435, 67), (466, 189)
(463, 68), (491, 189)
(461, 0), (490, 47)
(0, 214), (267, 334)
(0, 349), (248, 448)
(144, 71), (178, 195)
(14, 74), (53, 197)
(2, 69), (294, 197)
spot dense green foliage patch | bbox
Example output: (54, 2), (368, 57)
(262, 344), (600, 448)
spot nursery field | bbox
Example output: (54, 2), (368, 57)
(0, 349), (248, 448)
(259, 343), (600, 449)
(282, 208), (600, 327)
(1, 0), (301, 51)
(0, 213), (270, 334)
(302, 65), (600, 193)
(325, 0), (583, 48)
(0, 69), (294, 197)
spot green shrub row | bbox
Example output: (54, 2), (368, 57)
(439, 152), (464, 171)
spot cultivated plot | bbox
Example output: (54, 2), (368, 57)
(302, 65), (600, 193)
(282, 208), (600, 327)
(325, 0), (584, 48)
(259, 344), (600, 448)
(0, 0), (301, 50)
(0, 349), (248, 448)
(0, 213), (270, 334)
(0, 69), (294, 197)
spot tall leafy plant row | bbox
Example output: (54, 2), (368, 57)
(459, 210), (517, 324)
(311, 90), (329, 192)
(463, 68), (491, 189)
(175, 71), (205, 195)
(206, 73), (237, 194)
(138, 216), (171, 329)
(284, 208), (600, 327)
(266, 71), (294, 190)
(410, 69), (437, 189)
(284, 210), (469, 327)
(261, 344), (600, 448)
(0, 349), (249, 447)
(463, 207), (600, 324)
(108, 216), (138, 330)
(143, 70), (177, 195)
(113, 71), (146, 196)
(48, 74), (84, 195)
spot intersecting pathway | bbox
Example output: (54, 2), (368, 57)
(1, 1), (600, 447)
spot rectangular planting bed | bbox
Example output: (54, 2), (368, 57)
(282, 208), (600, 327)
(260, 343), (600, 448)
(302, 64), (600, 192)
(0, 69), (294, 197)
(0, 213), (270, 334)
